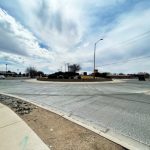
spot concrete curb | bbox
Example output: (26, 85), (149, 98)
(0, 92), (150, 150)
(25, 79), (126, 84)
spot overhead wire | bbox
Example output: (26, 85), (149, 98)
(96, 29), (150, 68)
(103, 30), (150, 50)
(97, 55), (150, 67)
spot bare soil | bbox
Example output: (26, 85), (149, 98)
(0, 94), (126, 150)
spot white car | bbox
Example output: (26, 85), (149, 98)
(0, 75), (5, 79)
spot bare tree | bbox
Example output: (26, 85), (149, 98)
(25, 67), (37, 77)
(69, 64), (81, 73)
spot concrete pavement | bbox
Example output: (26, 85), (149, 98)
(0, 103), (50, 150)
(0, 79), (150, 150)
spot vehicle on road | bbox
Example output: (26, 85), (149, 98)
(0, 75), (5, 79)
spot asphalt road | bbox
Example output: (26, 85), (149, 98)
(0, 79), (150, 149)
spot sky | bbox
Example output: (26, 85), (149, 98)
(0, 0), (150, 74)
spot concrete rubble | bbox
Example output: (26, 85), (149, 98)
(0, 94), (36, 115)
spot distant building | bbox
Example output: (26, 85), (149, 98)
(0, 71), (16, 76)
(108, 74), (132, 79)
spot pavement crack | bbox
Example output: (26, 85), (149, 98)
(0, 121), (22, 129)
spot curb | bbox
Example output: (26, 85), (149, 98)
(25, 79), (126, 84)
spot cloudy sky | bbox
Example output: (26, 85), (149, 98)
(0, 0), (150, 74)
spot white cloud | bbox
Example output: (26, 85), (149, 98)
(0, 0), (150, 74)
(93, 3), (150, 73)
(0, 8), (56, 72)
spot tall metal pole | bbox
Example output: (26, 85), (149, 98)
(6, 64), (7, 76)
(94, 43), (96, 74)
(93, 39), (103, 79)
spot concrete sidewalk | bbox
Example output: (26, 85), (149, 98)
(0, 103), (50, 150)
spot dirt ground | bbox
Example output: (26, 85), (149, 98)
(0, 95), (126, 150)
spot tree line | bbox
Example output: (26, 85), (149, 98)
(25, 64), (81, 78)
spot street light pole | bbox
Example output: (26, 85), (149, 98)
(93, 38), (103, 79)
(5, 64), (7, 76)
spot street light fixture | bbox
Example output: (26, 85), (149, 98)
(93, 38), (103, 79)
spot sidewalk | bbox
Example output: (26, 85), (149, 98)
(0, 103), (50, 150)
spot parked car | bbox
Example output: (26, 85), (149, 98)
(0, 75), (5, 79)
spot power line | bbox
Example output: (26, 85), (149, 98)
(116, 30), (150, 46)
(102, 29), (150, 51)
(96, 30), (150, 68)
(97, 55), (150, 67)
